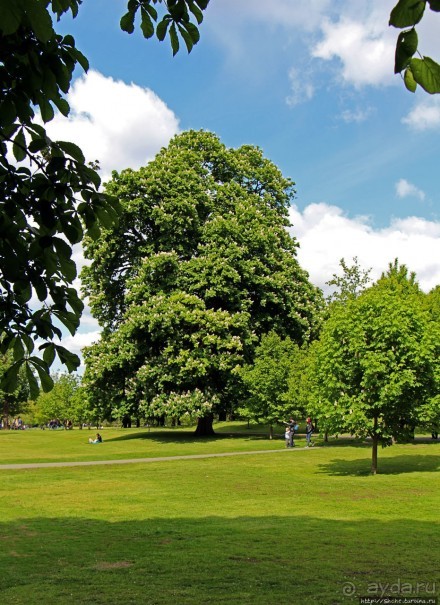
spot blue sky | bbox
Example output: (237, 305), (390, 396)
(48, 0), (440, 365)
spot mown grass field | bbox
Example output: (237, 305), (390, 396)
(0, 426), (438, 605)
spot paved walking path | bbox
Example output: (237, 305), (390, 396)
(0, 446), (317, 471)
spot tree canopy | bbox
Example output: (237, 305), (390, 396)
(82, 130), (323, 434)
(309, 261), (440, 473)
(239, 332), (301, 437)
(0, 0), (209, 397)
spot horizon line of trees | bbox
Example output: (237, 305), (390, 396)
(4, 256), (439, 474)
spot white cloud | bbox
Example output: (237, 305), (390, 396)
(207, 0), (332, 31)
(395, 179), (425, 201)
(312, 16), (395, 88)
(289, 203), (440, 293)
(402, 97), (440, 131)
(340, 106), (373, 123)
(55, 202), (440, 372)
(286, 68), (315, 106)
(46, 70), (179, 180)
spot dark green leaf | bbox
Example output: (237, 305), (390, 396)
(194, 0), (209, 9)
(143, 2), (158, 20)
(0, 99), (17, 126)
(34, 278), (48, 302)
(25, 363), (40, 399)
(395, 28), (418, 73)
(65, 288), (84, 315)
(38, 97), (55, 123)
(26, 123), (46, 138)
(29, 357), (54, 392)
(13, 129), (27, 162)
(156, 18), (170, 41)
(95, 206), (116, 229)
(55, 345), (81, 372)
(177, 24), (194, 53)
(183, 21), (200, 43)
(428, 0), (440, 10)
(169, 22), (180, 56)
(13, 337), (25, 362)
(68, 46), (90, 72)
(0, 361), (21, 393)
(188, 1), (204, 24)
(53, 97), (70, 117)
(55, 310), (80, 335)
(120, 10), (135, 33)
(42, 343), (56, 367)
(25, 0), (54, 43)
(62, 33), (76, 46)
(410, 56), (440, 93)
(14, 281), (32, 304)
(28, 138), (50, 153)
(43, 248), (59, 277)
(389, 0), (426, 27)
(52, 237), (72, 260)
(140, 8), (155, 38)
(57, 140), (85, 163)
(2, 122), (20, 141)
(58, 256), (77, 281)
(0, 0), (23, 35)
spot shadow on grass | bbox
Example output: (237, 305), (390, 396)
(104, 429), (274, 445)
(0, 515), (438, 605)
(318, 454), (440, 476)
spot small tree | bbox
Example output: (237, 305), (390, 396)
(310, 262), (440, 474)
(326, 257), (372, 305)
(240, 332), (300, 438)
(31, 372), (82, 426)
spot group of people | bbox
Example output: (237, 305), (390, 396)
(284, 417), (315, 448)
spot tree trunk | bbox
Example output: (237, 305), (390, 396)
(324, 431), (328, 443)
(194, 414), (215, 437)
(371, 416), (378, 475)
(269, 425), (273, 440)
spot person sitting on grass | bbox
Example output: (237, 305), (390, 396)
(88, 433), (103, 444)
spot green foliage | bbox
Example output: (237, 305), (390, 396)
(390, 0), (440, 93)
(325, 256), (372, 306)
(29, 371), (90, 425)
(0, 1), (209, 395)
(82, 130), (323, 424)
(286, 342), (318, 420)
(240, 332), (300, 426)
(309, 261), (440, 470)
(120, 0), (208, 55)
(0, 350), (30, 422)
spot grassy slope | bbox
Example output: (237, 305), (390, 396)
(0, 430), (438, 605)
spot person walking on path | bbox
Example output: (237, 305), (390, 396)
(305, 418), (314, 447)
(284, 418), (298, 448)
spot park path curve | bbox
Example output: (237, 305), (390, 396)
(0, 446), (317, 471)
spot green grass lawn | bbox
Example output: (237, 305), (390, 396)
(0, 423), (291, 465)
(0, 428), (438, 605)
